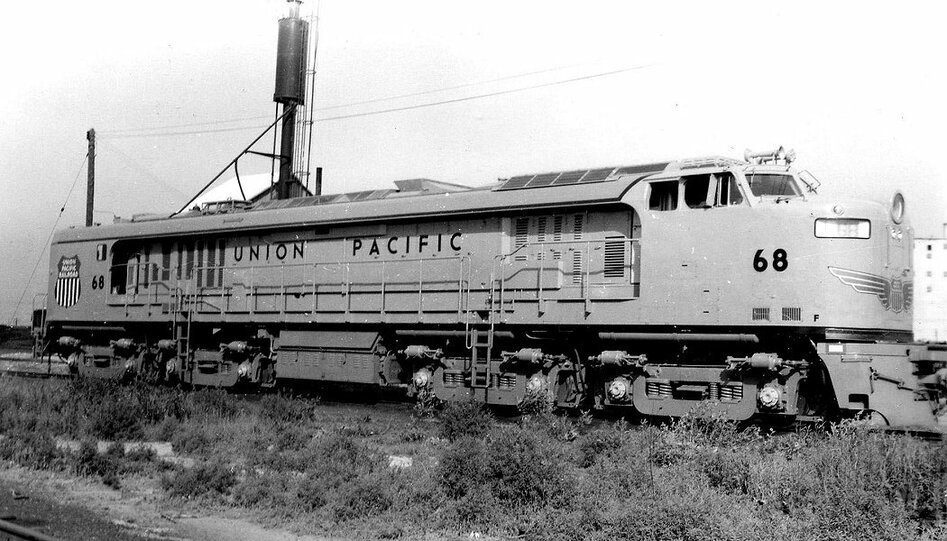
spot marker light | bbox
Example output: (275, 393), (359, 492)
(814, 218), (870, 239)
(890, 192), (905, 224)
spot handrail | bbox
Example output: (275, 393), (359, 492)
(496, 236), (639, 261)
(112, 255), (472, 317)
(105, 238), (636, 321)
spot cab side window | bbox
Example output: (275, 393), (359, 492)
(683, 175), (712, 209)
(715, 172), (744, 206)
(648, 181), (679, 211)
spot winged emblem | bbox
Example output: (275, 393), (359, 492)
(828, 267), (913, 313)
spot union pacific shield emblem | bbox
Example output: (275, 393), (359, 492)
(828, 266), (913, 313)
(55, 255), (81, 308)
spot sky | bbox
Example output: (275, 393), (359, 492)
(1, 0), (946, 324)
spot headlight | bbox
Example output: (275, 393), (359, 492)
(814, 218), (870, 239)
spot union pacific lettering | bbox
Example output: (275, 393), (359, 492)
(352, 232), (462, 257)
(233, 241), (305, 262)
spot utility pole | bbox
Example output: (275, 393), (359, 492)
(86, 128), (95, 227)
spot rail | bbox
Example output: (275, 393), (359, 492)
(0, 517), (62, 541)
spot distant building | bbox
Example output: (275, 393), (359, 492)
(914, 224), (947, 342)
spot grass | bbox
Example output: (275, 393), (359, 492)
(0, 375), (944, 540)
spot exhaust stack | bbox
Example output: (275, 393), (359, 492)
(274, 0), (309, 199)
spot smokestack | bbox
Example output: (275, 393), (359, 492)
(274, 0), (309, 200)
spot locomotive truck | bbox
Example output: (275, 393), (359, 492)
(39, 149), (947, 430)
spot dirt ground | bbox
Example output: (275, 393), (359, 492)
(0, 466), (343, 541)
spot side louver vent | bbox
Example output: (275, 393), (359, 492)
(514, 217), (529, 261)
(782, 307), (802, 322)
(752, 308), (770, 321)
(572, 251), (584, 285)
(604, 236), (627, 278)
(573, 214), (584, 240)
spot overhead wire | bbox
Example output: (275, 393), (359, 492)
(9, 154), (89, 326)
(97, 64), (581, 136)
(312, 65), (650, 123)
(102, 64), (651, 140)
(97, 139), (187, 198)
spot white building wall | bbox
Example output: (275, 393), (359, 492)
(914, 226), (947, 342)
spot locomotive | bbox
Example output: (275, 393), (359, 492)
(39, 149), (947, 429)
(35, 0), (947, 430)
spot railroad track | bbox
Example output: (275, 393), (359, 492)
(0, 355), (70, 379)
(0, 517), (62, 541)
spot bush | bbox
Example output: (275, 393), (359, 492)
(517, 390), (554, 416)
(123, 445), (158, 472)
(700, 449), (750, 494)
(333, 471), (395, 520)
(88, 400), (144, 440)
(161, 461), (236, 499)
(234, 470), (297, 510)
(439, 400), (493, 442)
(170, 424), (211, 454)
(295, 431), (383, 512)
(186, 389), (239, 420)
(437, 426), (570, 510)
(413, 388), (439, 417)
(259, 392), (314, 425)
(73, 440), (124, 488)
(0, 429), (61, 469)
(578, 428), (624, 468)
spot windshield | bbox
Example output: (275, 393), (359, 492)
(745, 173), (801, 197)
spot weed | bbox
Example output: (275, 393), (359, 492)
(399, 425), (426, 443)
(578, 428), (623, 468)
(233, 470), (297, 510)
(88, 399), (144, 440)
(72, 440), (124, 488)
(169, 423), (211, 454)
(332, 471), (395, 520)
(517, 390), (554, 416)
(438, 426), (570, 511)
(187, 389), (239, 419)
(700, 448), (750, 494)
(0, 429), (61, 469)
(161, 461), (236, 499)
(413, 388), (439, 418)
(439, 399), (493, 442)
(259, 392), (313, 425)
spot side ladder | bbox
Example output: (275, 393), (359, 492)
(171, 289), (194, 381)
(468, 273), (502, 389)
(469, 327), (493, 388)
